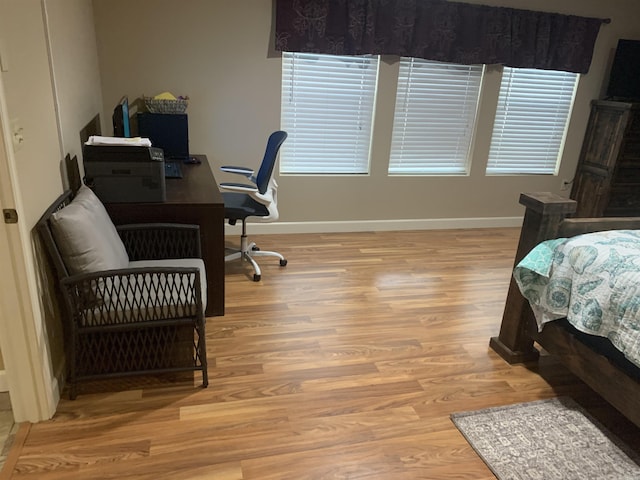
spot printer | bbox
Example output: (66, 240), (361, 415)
(83, 144), (166, 203)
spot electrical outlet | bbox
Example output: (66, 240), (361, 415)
(560, 178), (571, 191)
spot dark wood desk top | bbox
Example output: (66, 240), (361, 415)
(105, 154), (222, 212)
(100, 154), (222, 208)
(164, 155), (223, 205)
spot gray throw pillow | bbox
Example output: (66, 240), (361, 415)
(50, 185), (129, 275)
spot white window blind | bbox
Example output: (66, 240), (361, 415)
(389, 58), (483, 175)
(487, 67), (578, 175)
(280, 52), (378, 174)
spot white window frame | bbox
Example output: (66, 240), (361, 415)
(280, 52), (379, 175)
(486, 67), (579, 175)
(388, 58), (483, 175)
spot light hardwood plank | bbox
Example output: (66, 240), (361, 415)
(4, 228), (640, 479)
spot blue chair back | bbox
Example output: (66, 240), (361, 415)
(255, 131), (288, 194)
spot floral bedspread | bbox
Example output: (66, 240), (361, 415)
(513, 230), (640, 369)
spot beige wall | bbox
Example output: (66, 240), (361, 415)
(93, 0), (640, 224)
(38, 0), (106, 390)
(45, 0), (105, 164)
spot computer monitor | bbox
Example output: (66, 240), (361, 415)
(137, 112), (189, 160)
(112, 96), (131, 137)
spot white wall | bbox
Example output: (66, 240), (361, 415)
(92, 0), (640, 226)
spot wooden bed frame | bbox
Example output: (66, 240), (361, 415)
(490, 192), (640, 428)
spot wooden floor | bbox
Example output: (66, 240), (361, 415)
(4, 228), (640, 479)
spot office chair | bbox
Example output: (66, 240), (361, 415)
(220, 130), (288, 281)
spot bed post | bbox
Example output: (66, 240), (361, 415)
(490, 193), (577, 363)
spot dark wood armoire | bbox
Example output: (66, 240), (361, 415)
(570, 100), (640, 217)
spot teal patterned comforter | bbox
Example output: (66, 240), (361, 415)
(513, 230), (640, 369)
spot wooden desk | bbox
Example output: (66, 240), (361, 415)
(105, 155), (224, 317)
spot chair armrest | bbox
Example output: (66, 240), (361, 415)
(220, 165), (254, 178)
(219, 182), (259, 193)
(220, 165), (257, 185)
(61, 266), (203, 327)
(116, 223), (201, 261)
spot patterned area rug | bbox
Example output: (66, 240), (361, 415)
(451, 397), (640, 480)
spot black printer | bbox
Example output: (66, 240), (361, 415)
(83, 145), (166, 203)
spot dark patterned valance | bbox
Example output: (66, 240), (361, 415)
(275, 0), (607, 73)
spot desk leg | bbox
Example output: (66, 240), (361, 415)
(200, 206), (225, 317)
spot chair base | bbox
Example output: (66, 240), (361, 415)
(226, 224), (287, 281)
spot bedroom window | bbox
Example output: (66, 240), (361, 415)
(486, 67), (579, 175)
(388, 58), (483, 175)
(280, 52), (379, 174)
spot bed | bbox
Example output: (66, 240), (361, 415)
(490, 192), (640, 428)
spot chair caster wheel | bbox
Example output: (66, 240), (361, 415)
(253, 274), (261, 282)
(252, 245), (260, 251)
(280, 259), (288, 267)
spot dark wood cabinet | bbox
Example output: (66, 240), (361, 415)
(571, 100), (640, 217)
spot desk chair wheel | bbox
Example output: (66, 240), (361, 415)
(280, 259), (288, 267)
(253, 273), (261, 282)
(252, 245), (260, 251)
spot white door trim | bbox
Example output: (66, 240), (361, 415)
(0, 70), (56, 422)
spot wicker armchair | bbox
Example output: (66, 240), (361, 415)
(37, 188), (208, 399)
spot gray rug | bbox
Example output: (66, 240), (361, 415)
(451, 397), (640, 480)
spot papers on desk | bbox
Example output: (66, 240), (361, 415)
(86, 135), (152, 147)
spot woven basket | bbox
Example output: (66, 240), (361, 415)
(144, 96), (189, 114)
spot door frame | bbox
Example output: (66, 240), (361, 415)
(0, 70), (56, 422)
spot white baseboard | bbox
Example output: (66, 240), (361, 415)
(225, 216), (523, 235)
(0, 362), (63, 397)
(0, 370), (8, 392)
